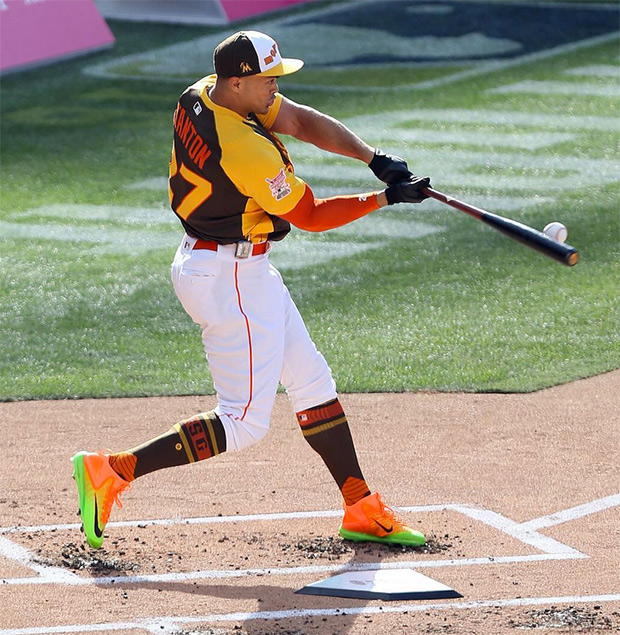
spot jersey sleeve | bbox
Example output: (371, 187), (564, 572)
(277, 185), (381, 232)
(221, 135), (308, 217)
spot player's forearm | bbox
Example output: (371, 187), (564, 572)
(281, 185), (387, 232)
(286, 105), (374, 164)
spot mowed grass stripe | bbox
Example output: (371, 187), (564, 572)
(489, 80), (620, 97)
(0, 17), (618, 399)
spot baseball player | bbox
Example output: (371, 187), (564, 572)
(72, 31), (430, 550)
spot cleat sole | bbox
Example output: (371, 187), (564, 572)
(339, 526), (426, 546)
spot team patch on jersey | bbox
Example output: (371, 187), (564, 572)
(265, 168), (292, 201)
(193, 101), (203, 115)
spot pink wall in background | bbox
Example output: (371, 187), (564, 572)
(0, 0), (114, 74)
(219, 0), (313, 22)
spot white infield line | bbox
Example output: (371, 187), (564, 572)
(3, 494), (620, 587)
(0, 496), (618, 633)
(0, 536), (79, 585)
(517, 492), (620, 532)
(0, 553), (586, 588)
(1, 594), (620, 635)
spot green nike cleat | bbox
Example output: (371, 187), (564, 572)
(72, 451), (130, 549)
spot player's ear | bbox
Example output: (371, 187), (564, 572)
(228, 76), (243, 93)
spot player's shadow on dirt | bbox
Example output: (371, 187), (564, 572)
(118, 539), (434, 634)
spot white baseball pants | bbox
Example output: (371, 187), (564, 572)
(171, 234), (337, 452)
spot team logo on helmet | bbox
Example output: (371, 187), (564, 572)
(263, 44), (278, 66)
(240, 61), (252, 73)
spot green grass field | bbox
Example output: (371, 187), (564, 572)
(1, 3), (619, 400)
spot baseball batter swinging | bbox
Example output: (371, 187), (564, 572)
(72, 31), (430, 550)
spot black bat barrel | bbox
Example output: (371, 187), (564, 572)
(479, 211), (579, 267)
(423, 187), (579, 267)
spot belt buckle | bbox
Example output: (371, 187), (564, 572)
(235, 240), (252, 259)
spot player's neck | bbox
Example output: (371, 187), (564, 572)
(208, 85), (249, 119)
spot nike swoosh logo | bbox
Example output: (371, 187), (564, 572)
(374, 519), (393, 533)
(93, 496), (104, 538)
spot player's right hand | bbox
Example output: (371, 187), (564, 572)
(385, 176), (431, 205)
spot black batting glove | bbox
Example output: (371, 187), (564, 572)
(385, 176), (431, 205)
(368, 148), (412, 185)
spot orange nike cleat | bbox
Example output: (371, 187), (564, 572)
(72, 451), (130, 549)
(339, 492), (425, 546)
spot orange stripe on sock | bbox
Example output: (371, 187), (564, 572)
(341, 476), (371, 506)
(109, 452), (137, 482)
(296, 399), (343, 428)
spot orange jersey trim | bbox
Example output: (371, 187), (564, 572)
(279, 184), (381, 232)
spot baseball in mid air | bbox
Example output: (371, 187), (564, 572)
(543, 222), (568, 243)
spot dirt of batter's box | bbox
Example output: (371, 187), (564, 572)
(0, 555), (39, 579)
(29, 531), (452, 577)
(33, 541), (140, 574)
(508, 605), (620, 631)
(149, 608), (620, 635)
(19, 509), (527, 578)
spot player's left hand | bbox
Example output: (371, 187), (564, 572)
(368, 149), (412, 185)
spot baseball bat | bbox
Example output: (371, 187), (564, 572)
(422, 187), (579, 267)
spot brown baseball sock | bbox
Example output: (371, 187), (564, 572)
(296, 398), (371, 506)
(108, 411), (227, 481)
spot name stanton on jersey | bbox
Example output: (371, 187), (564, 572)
(173, 103), (212, 170)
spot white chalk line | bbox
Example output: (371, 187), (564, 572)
(5, 496), (617, 587)
(5, 494), (614, 550)
(1, 495), (618, 633)
(0, 507), (344, 535)
(0, 552), (586, 588)
(0, 493), (616, 586)
(451, 507), (582, 557)
(2, 593), (620, 635)
(517, 492), (620, 532)
(0, 536), (79, 584)
(2, 504), (482, 535)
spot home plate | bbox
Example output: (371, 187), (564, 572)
(296, 568), (463, 601)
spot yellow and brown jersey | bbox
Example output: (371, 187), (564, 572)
(168, 75), (307, 244)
